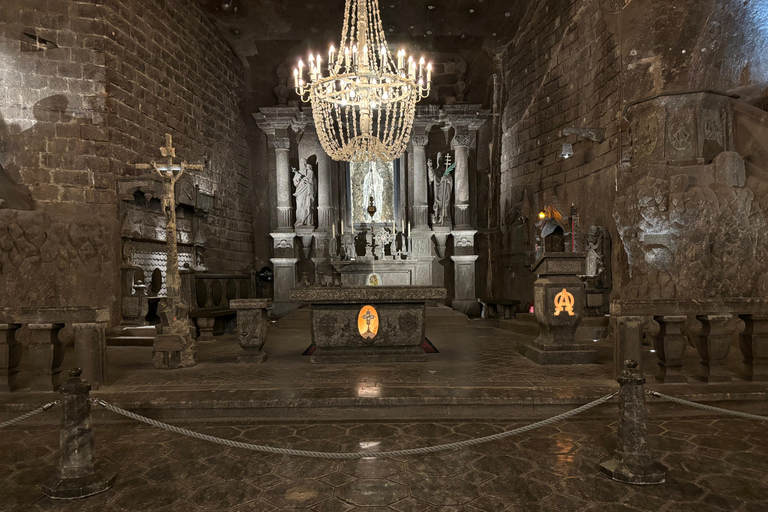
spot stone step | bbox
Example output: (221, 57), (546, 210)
(107, 336), (155, 347)
(277, 308), (311, 329)
(499, 316), (540, 336)
(426, 305), (468, 326)
(119, 325), (157, 338)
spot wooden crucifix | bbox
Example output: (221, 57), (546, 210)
(134, 134), (204, 367)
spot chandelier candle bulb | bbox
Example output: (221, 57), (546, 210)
(329, 45), (335, 65)
(332, 224), (336, 238)
(419, 57), (424, 78)
(427, 63), (432, 82)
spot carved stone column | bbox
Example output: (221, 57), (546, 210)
(316, 146), (333, 231)
(411, 134), (430, 229)
(451, 129), (472, 228)
(652, 315), (688, 383)
(0, 323), (22, 392)
(273, 137), (293, 230)
(693, 314), (734, 382)
(739, 314), (768, 381)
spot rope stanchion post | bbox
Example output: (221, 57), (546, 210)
(599, 359), (666, 485)
(42, 368), (116, 499)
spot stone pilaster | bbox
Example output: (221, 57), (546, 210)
(411, 134), (430, 229)
(271, 231), (298, 316)
(451, 130), (472, 228)
(273, 136), (293, 230)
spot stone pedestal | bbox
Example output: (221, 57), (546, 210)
(43, 369), (116, 499)
(72, 323), (108, 390)
(451, 229), (480, 316)
(451, 255), (480, 316)
(26, 323), (66, 391)
(0, 323), (22, 392)
(518, 254), (596, 365)
(290, 286), (446, 363)
(231, 299), (272, 363)
(152, 334), (185, 369)
(739, 314), (768, 381)
(195, 317), (216, 342)
(613, 316), (646, 379)
(652, 315), (688, 383)
(600, 360), (666, 485)
(271, 250), (299, 317)
(693, 314), (734, 383)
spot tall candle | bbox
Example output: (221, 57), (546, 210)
(408, 221), (411, 238)
(401, 220), (405, 233)
(341, 222), (344, 235)
(392, 219), (396, 233)
(332, 224), (335, 238)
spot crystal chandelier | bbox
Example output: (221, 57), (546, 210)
(294, 0), (432, 162)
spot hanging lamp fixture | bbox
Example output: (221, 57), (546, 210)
(294, 0), (432, 162)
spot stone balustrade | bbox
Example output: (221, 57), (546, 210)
(611, 299), (768, 383)
(0, 307), (109, 391)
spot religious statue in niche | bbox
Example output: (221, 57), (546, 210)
(362, 162), (384, 222)
(428, 153), (455, 226)
(293, 158), (315, 227)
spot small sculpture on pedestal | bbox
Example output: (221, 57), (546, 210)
(428, 153), (455, 227)
(293, 159), (315, 227)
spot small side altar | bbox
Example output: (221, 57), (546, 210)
(289, 286), (447, 363)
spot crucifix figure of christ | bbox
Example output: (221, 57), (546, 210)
(135, 134), (204, 368)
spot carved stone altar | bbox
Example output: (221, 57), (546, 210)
(290, 286), (447, 363)
(517, 253), (597, 365)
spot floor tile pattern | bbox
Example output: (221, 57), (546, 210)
(2, 416), (767, 511)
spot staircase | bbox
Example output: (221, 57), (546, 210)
(107, 325), (157, 347)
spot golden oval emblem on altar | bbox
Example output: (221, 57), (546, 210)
(358, 305), (379, 339)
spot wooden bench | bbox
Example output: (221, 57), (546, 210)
(480, 299), (521, 320)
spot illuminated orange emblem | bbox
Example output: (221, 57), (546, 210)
(358, 305), (379, 339)
(554, 289), (575, 316)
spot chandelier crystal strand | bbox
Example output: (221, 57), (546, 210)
(295, 0), (431, 162)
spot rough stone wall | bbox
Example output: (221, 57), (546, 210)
(102, 0), (252, 272)
(0, 0), (255, 314)
(0, 0), (119, 309)
(498, 0), (622, 304)
(497, 0), (768, 304)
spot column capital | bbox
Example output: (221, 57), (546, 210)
(412, 134), (429, 147)
(271, 137), (291, 150)
(451, 132), (473, 149)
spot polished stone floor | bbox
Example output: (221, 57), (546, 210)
(3, 415), (768, 512)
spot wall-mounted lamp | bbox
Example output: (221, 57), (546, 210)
(559, 143), (574, 159)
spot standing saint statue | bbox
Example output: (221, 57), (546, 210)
(362, 162), (384, 222)
(428, 152), (455, 226)
(293, 158), (315, 227)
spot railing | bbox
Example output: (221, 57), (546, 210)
(610, 298), (768, 383)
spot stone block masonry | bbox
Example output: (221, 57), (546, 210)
(0, 0), (256, 316)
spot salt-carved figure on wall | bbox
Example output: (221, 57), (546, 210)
(585, 225), (611, 289)
(293, 158), (315, 227)
(362, 161), (384, 222)
(428, 153), (455, 226)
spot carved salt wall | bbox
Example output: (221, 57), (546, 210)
(615, 93), (768, 300)
(0, 210), (118, 308)
(497, 0), (768, 305)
